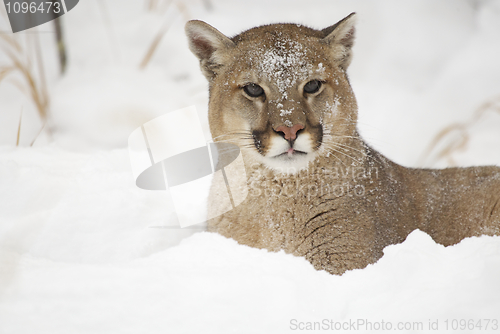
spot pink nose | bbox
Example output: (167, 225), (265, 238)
(275, 124), (304, 141)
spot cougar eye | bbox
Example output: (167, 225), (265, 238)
(243, 83), (265, 98)
(303, 80), (322, 94)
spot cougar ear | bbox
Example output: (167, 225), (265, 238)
(185, 20), (235, 80)
(321, 12), (357, 70)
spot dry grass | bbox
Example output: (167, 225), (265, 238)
(139, 0), (193, 69)
(53, 18), (67, 73)
(0, 31), (50, 128)
(146, 0), (161, 11)
(30, 123), (46, 146)
(146, 0), (175, 13)
(419, 95), (500, 166)
(0, 6), (51, 146)
(139, 20), (173, 69)
(16, 108), (22, 146)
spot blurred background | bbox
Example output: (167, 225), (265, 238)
(1, 0), (500, 166)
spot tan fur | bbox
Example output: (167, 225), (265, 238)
(185, 13), (500, 275)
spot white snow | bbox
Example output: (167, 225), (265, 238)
(1, 0), (500, 333)
(257, 39), (310, 100)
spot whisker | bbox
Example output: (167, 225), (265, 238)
(322, 144), (364, 165)
(320, 147), (347, 167)
(212, 133), (253, 141)
(329, 142), (368, 157)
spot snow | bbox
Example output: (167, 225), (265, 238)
(257, 38), (310, 100)
(1, 229), (499, 333)
(1, 0), (500, 333)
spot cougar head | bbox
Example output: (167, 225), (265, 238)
(186, 13), (358, 173)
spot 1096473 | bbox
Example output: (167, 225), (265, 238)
(4, 1), (61, 14)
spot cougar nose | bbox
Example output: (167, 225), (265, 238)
(275, 124), (304, 141)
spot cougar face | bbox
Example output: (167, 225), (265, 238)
(186, 14), (358, 172)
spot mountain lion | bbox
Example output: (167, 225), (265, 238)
(185, 13), (500, 275)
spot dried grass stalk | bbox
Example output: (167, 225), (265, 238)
(139, 20), (172, 69)
(30, 122), (46, 146)
(16, 108), (22, 146)
(419, 96), (500, 166)
(0, 31), (50, 123)
(139, 0), (191, 69)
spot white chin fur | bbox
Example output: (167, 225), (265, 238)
(262, 153), (316, 173)
(261, 133), (317, 174)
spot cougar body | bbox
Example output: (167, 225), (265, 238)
(185, 14), (500, 275)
